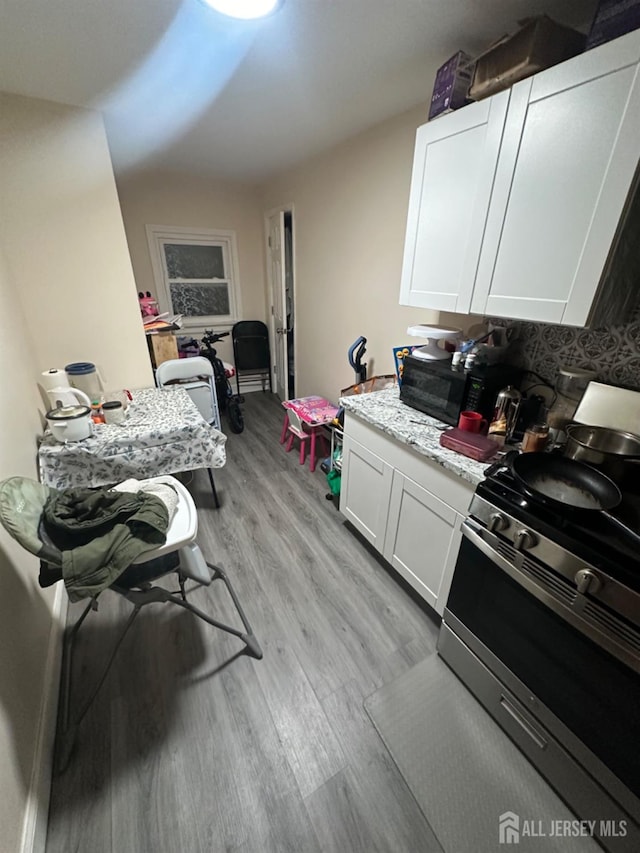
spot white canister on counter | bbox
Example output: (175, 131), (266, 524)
(102, 400), (125, 425)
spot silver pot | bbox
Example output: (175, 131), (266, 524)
(564, 424), (640, 484)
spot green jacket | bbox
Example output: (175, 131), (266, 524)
(43, 486), (169, 601)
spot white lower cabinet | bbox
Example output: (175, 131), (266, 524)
(340, 414), (472, 615)
(383, 471), (463, 613)
(340, 434), (393, 551)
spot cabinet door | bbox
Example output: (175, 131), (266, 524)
(340, 435), (393, 552)
(399, 90), (510, 313)
(383, 471), (460, 614)
(471, 33), (640, 325)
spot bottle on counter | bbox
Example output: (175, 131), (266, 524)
(464, 350), (477, 372)
(522, 422), (549, 453)
(90, 400), (105, 424)
(451, 351), (463, 370)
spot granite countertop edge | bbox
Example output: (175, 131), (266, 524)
(340, 387), (488, 488)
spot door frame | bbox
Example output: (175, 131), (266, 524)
(264, 203), (296, 399)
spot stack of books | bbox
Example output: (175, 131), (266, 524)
(143, 313), (183, 333)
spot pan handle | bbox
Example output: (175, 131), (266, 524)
(600, 510), (640, 546)
(483, 449), (519, 479)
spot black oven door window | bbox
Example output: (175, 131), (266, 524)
(448, 536), (640, 796)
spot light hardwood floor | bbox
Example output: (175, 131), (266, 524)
(46, 392), (443, 853)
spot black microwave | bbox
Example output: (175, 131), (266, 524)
(399, 355), (522, 426)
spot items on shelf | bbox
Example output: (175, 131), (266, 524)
(428, 51), (475, 119)
(468, 16), (585, 101)
(138, 291), (159, 318)
(586, 0), (640, 50)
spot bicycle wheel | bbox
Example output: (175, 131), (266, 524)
(227, 398), (244, 434)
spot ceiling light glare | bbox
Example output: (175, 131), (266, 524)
(202, 0), (282, 19)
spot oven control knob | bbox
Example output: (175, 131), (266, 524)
(574, 568), (601, 595)
(513, 528), (537, 551)
(488, 512), (509, 532)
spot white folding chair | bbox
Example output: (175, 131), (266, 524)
(156, 356), (222, 507)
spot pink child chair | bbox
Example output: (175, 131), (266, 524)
(283, 409), (329, 472)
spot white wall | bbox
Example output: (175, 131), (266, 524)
(260, 104), (482, 401)
(0, 91), (156, 852)
(0, 93), (152, 404)
(0, 244), (59, 853)
(116, 170), (266, 366)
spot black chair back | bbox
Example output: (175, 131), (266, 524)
(232, 321), (272, 394)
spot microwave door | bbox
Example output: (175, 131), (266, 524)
(401, 368), (466, 424)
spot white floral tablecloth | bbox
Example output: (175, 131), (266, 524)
(38, 387), (227, 489)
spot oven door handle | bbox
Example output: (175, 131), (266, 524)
(499, 694), (548, 751)
(462, 517), (551, 595)
(461, 518), (508, 561)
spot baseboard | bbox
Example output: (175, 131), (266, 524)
(20, 585), (67, 853)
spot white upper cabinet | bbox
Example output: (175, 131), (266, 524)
(399, 91), (510, 313)
(401, 30), (640, 326)
(472, 31), (640, 325)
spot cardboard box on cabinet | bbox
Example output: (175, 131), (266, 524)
(587, 0), (640, 49)
(469, 16), (585, 101)
(428, 51), (475, 120)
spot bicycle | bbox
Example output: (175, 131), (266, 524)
(199, 330), (245, 434)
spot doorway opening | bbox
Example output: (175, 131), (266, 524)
(266, 206), (295, 400)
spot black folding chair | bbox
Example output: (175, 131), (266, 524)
(231, 321), (272, 394)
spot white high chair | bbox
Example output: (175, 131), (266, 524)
(0, 475), (262, 771)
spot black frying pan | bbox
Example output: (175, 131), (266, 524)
(487, 451), (640, 545)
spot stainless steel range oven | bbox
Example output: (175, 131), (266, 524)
(438, 468), (640, 852)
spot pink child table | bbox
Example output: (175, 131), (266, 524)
(280, 396), (339, 472)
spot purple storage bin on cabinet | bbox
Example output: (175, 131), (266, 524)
(587, 0), (640, 49)
(428, 51), (475, 120)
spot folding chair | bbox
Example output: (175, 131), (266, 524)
(232, 321), (272, 394)
(156, 356), (222, 507)
(0, 475), (262, 771)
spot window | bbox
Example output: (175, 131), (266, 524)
(146, 225), (242, 329)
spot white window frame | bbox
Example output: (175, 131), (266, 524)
(145, 224), (243, 331)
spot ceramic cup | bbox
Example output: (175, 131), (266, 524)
(458, 410), (487, 434)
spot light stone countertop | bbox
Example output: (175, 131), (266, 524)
(339, 386), (490, 487)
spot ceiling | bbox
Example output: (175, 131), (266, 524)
(0, 0), (596, 183)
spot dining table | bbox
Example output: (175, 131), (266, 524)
(38, 386), (227, 490)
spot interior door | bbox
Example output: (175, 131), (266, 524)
(268, 210), (288, 400)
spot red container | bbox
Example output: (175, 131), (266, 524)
(439, 427), (499, 462)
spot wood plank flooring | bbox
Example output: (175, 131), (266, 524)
(46, 392), (443, 853)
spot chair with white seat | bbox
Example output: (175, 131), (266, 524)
(0, 474), (262, 771)
(156, 356), (222, 507)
